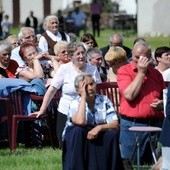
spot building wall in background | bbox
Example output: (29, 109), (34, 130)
(138, 0), (170, 36)
(2, 0), (56, 26)
(3, 0), (169, 37)
(118, 0), (136, 15)
(20, 0), (43, 24)
(1, 0), (137, 26)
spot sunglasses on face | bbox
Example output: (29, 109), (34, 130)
(60, 50), (68, 54)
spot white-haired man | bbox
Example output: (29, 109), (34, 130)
(10, 27), (38, 66)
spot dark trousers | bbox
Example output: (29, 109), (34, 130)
(56, 111), (67, 148)
(91, 14), (100, 37)
(62, 126), (124, 170)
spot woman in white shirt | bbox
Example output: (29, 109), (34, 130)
(31, 42), (101, 147)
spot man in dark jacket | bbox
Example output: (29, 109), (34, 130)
(25, 11), (38, 33)
(100, 33), (131, 68)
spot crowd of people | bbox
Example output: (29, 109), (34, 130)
(0, 4), (170, 170)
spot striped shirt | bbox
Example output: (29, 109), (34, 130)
(62, 94), (118, 138)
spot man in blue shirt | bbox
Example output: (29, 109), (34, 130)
(71, 7), (87, 37)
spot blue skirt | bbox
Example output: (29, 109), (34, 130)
(62, 126), (124, 170)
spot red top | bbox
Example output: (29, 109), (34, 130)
(117, 62), (165, 119)
(5, 60), (19, 78)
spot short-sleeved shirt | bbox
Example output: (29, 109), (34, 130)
(117, 62), (165, 119)
(162, 68), (170, 81)
(15, 65), (33, 77)
(51, 62), (101, 115)
(62, 94), (118, 138)
(71, 11), (86, 27)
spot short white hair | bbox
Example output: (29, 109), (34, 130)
(18, 27), (34, 40)
(43, 15), (59, 30)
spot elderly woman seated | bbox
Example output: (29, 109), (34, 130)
(6, 34), (20, 49)
(0, 39), (19, 78)
(15, 41), (48, 95)
(62, 73), (124, 170)
(41, 40), (69, 86)
(50, 40), (69, 77)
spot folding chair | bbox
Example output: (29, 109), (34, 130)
(129, 126), (162, 170)
(0, 97), (10, 147)
(30, 89), (62, 148)
(8, 90), (61, 151)
(96, 82), (120, 113)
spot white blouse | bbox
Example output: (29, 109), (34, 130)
(38, 30), (70, 52)
(51, 62), (101, 115)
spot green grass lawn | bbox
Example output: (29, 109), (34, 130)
(79, 28), (170, 51)
(0, 145), (152, 170)
(0, 146), (152, 170)
(10, 27), (170, 51)
(0, 146), (62, 170)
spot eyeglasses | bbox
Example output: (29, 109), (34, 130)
(60, 50), (68, 54)
(12, 42), (19, 46)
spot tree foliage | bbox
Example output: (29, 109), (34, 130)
(101, 0), (114, 13)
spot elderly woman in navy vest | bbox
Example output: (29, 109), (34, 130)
(62, 73), (124, 170)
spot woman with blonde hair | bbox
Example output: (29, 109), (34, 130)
(105, 46), (128, 82)
(53, 40), (69, 64)
(45, 40), (69, 78)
